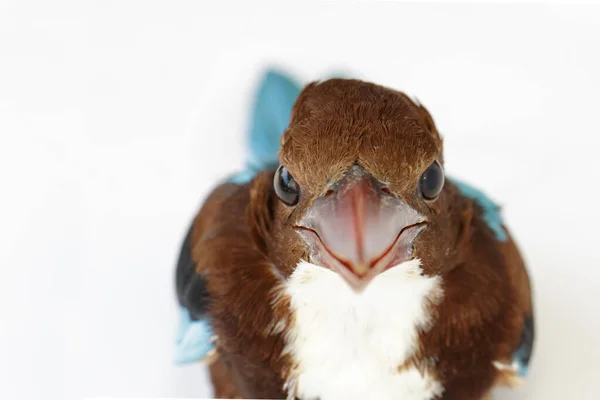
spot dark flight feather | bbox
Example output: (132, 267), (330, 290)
(175, 223), (210, 320)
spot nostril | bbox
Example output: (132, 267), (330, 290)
(380, 187), (391, 194)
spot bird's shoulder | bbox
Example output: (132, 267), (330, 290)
(420, 179), (534, 396)
(173, 180), (251, 365)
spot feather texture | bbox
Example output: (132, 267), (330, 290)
(450, 178), (508, 241)
(174, 70), (534, 400)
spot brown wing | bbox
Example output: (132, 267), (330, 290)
(498, 232), (535, 380)
(417, 181), (534, 400)
(176, 182), (241, 320)
(181, 171), (291, 399)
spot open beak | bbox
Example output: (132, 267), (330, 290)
(295, 166), (426, 292)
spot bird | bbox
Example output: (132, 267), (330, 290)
(173, 68), (535, 400)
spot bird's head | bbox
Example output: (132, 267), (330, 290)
(267, 78), (458, 292)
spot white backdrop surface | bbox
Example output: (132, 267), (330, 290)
(1, 1), (599, 399)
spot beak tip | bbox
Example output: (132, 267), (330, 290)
(347, 279), (372, 294)
(338, 267), (375, 293)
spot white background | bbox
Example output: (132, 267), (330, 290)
(1, 1), (599, 399)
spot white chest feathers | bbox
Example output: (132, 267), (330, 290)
(280, 259), (444, 400)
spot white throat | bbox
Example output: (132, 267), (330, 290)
(281, 258), (444, 400)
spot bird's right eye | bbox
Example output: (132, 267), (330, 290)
(274, 165), (301, 206)
(418, 160), (445, 200)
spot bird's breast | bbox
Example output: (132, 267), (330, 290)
(277, 259), (444, 400)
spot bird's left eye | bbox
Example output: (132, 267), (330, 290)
(274, 165), (301, 206)
(418, 160), (445, 200)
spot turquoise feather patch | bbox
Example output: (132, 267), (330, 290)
(229, 69), (302, 184)
(174, 308), (214, 365)
(512, 348), (529, 377)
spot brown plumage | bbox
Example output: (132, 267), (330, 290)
(177, 78), (534, 399)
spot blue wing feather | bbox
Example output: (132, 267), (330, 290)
(230, 69), (302, 184)
(512, 314), (535, 377)
(174, 308), (214, 365)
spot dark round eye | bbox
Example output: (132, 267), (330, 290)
(274, 165), (300, 206)
(419, 160), (445, 200)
